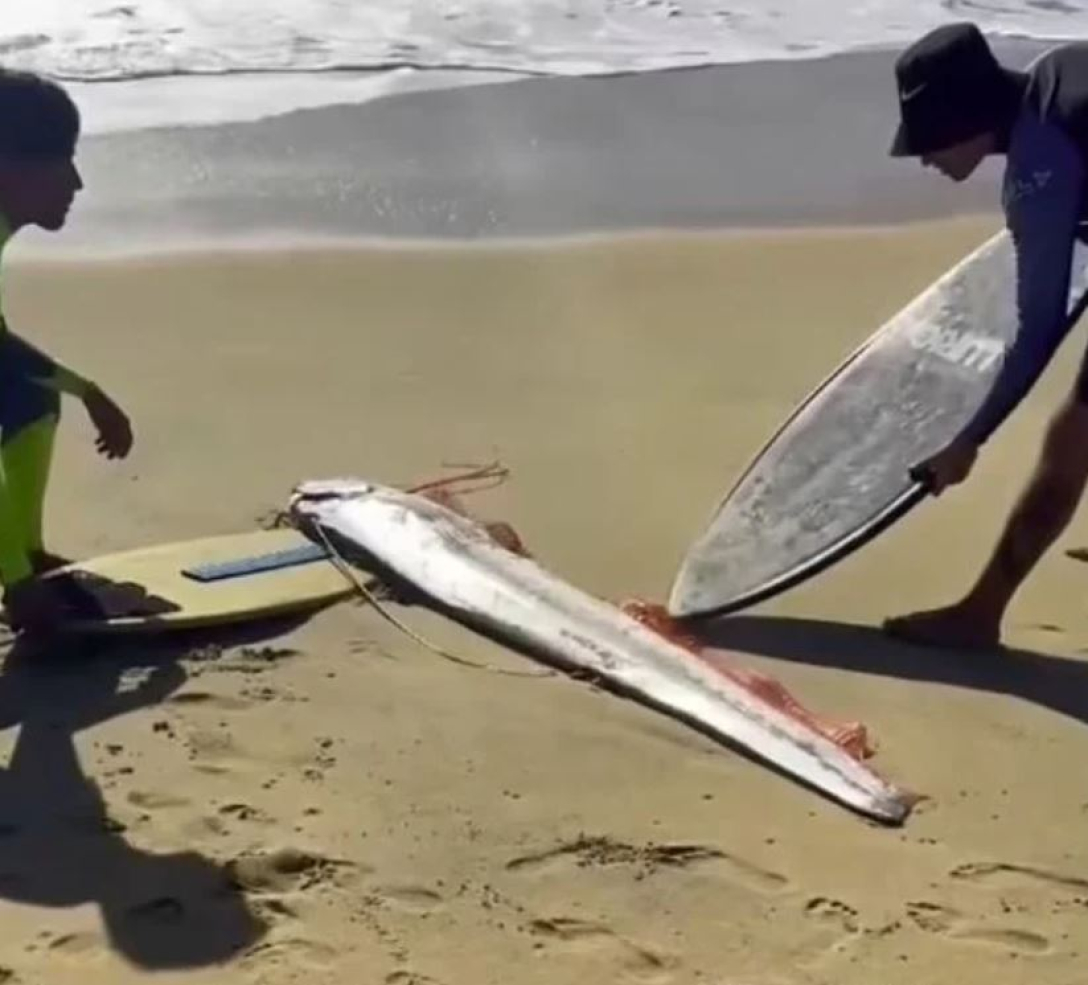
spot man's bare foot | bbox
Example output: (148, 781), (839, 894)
(883, 603), (1001, 651)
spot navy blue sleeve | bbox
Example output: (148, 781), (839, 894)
(961, 120), (1085, 446)
(0, 317), (89, 398)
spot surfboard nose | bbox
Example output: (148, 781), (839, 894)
(666, 563), (713, 619)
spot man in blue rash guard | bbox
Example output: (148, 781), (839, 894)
(0, 69), (133, 635)
(884, 23), (1088, 649)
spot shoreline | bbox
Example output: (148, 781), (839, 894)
(57, 30), (1084, 136)
(20, 40), (1051, 258)
(8, 211), (1004, 264)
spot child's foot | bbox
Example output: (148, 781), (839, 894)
(31, 550), (73, 575)
(3, 578), (69, 636)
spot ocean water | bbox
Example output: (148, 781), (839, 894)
(4, 0), (1086, 132)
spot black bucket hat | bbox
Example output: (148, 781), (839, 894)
(890, 23), (1013, 157)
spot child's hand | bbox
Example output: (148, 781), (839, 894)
(83, 384), (133, 460)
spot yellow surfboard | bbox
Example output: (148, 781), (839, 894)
(43, 529), (354, 636)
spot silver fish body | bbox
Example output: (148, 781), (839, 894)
(290, 479), (916, 825)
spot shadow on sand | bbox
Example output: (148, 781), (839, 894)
(695, 613), (1088, 730)
(0, 613), (311, 971)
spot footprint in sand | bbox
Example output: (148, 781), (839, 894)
(241, 936), (337, 972)
(375, 886), (445, 915)
(226, 847), (357, 896)
(167, 691), (253, 711)
(527, 917), (676, 983)
(699, 851), (789, 894)
(217, 802), (274, 825)
(193, 645), (299, 678)
(951, 860), (1088, 924)
(127, 790), (191, 811)
(183, 728), (273, 778)
(951, 861), (1088, 894)
(801, 896), (864, 956)
(239, 683), (300, 704)
(905, 901), (961, 935)
(804, 897), (860, 934)
(185, 728), (241, 769)
(44, 931), (105, 960)
(507, 837), (788, 895)
(385, 971), (443, 985)
(253, 896), (301, 923)
(181, 814), (231, 839)
(906, 900), (1051, 955)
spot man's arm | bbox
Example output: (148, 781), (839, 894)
(960, 126), (1085, 447)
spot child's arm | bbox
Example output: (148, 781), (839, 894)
(2, 331), (92, 397)
(4, 331), (133, 459)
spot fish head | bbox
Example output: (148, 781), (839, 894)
(292, 478), (375, 503)
(289, 478), (382, 524)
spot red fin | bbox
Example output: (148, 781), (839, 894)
(483, 520), (533, 558)
(620, 599), (874, 761)
(417, 487), (533, 558)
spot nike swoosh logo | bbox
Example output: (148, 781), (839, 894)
(900, 83), (927, 101)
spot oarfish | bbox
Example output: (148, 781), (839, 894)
(289, 478), (916, 825)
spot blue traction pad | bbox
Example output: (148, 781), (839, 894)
(182, 542), (331, 583)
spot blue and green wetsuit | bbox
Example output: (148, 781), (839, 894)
(0, 212), (90, 589)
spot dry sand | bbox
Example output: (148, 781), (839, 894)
(1, 216), (1087, 984)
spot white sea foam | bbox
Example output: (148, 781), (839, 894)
(3, 0), (1085, 132)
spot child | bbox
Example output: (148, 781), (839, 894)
(0, 69), (133, 634)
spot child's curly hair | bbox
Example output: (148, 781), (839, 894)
(0, 69), (80, 159)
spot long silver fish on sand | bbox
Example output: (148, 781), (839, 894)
(290, 478), (917, 825)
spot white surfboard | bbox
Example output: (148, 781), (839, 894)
(669, 230), (1088, 620)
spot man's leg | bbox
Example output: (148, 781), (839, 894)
(885, 391), (1088, 648)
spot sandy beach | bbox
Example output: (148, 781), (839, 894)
(1, 47), (1088, 985)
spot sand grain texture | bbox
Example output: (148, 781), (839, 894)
(0, 217), (1085, 984)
